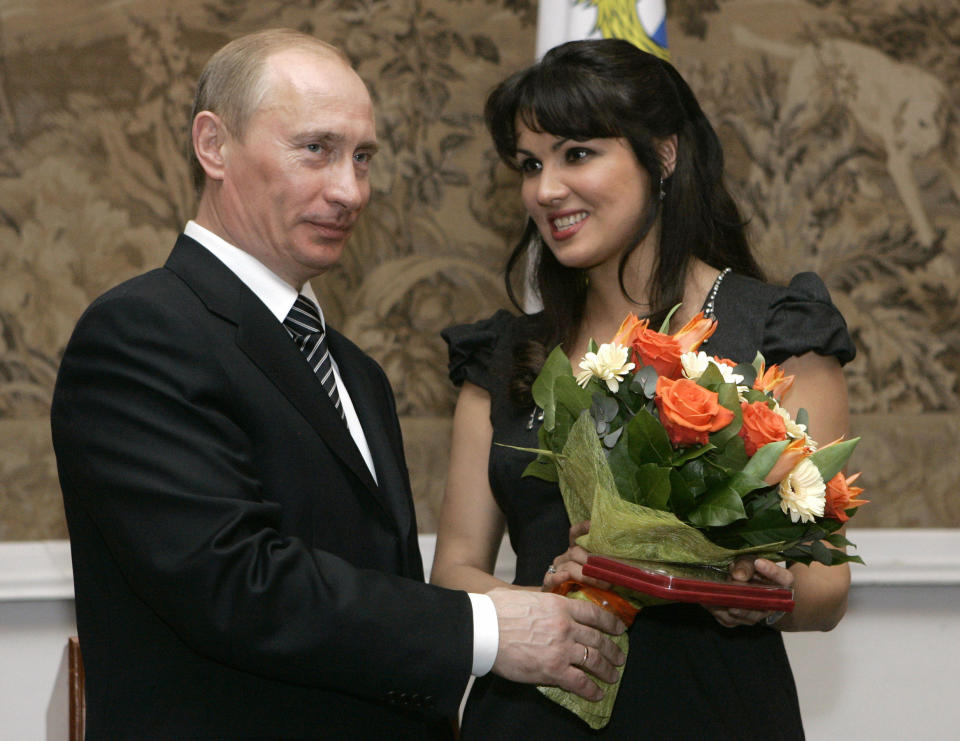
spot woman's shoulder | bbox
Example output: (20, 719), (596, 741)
(442, 309), (543, 390)
(721, 271), (834, 304)
(711, 271), (856, 366)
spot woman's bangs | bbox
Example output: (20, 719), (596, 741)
(516, 69), (623, 144)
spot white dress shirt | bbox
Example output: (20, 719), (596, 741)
(183, 221), (498, 676)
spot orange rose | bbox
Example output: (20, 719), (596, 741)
(824, 471), (869, 523)
(655, 376), (734, 446)
(614, 311), (717, 379)
(632, 326), (685, 377)
(739, 400), (788, 456)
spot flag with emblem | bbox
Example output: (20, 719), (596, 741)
(536, 0), (669, 59)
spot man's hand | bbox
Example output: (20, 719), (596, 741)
(487, 588), (627, 701)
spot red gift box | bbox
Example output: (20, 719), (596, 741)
(583, 555), (795, 612)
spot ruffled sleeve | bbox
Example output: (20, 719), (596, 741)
(762, 272), (856, 366)
(441, 309), (517, 392)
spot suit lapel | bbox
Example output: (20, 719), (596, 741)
(165, 236), (384, 511)
(328, 330), (412, 538)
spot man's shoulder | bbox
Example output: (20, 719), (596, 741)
(79, 263), (194, 324)
(65, 258), (221, 361)
(91, 265), (174, 300)
(325, 325), (385, 376)
(83, 235), (234, 319)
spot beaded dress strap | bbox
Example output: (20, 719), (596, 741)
(702, 267), (731, 320)
(699, 267), (730, 348)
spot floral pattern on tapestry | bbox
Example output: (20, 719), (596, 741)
(0, 0), (956, 537)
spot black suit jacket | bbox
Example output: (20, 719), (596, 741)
(51, 236), (473, 740)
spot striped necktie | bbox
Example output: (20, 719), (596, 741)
(283, 295), (346, 422)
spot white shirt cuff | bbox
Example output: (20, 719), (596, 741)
(468, 592), (499, 676)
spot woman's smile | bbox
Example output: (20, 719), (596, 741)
(548, 209), (589, 239)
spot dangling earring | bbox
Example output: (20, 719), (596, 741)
(659, 177), (666, 201)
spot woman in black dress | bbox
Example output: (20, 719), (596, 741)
(431, 39), (855, 739)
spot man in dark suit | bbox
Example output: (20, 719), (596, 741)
(51, 29), (624, 740)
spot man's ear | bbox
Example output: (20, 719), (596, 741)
(657, 134), (678, 179)
(192, 111), (228, 182)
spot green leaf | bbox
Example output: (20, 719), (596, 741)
(742, 438), (790, 480)
(740, 387), (770, 404)
(614, 380), (644, 410)
(531, 346), (575, 432)
(687, 485), (748, 527)
(590, 393), (620, 429)
(522, 456), (559, 482)
(658, 303), (682, 333)
(818, 518), (844, 536)
(810, 540), (835, 564)
(496, 439), (563, 482)
(707, 435), (749, 475)
(625, 408), (674, 466)
(630, 365), (659, 399)
(835, 552), (865, 565)
(808, 438), (860, 482)
(603, 427), (624, 448)
(607, 430), (641, 502)
(672, 459), (708, 497)
(709, 383), (743, 447)
(668, 469), (698, 518)
(550, 407), (576, 456)
(555, 374), (594, 419)
(546, 375), (595, 456)
(696, 362), (725, 390)
(824, 532), (854, 549)
(795, 407), (809, 429)
(733, 361), (757, 388)
(713, 507), (806, 548)
(633, 463), (673, 509)
(743, 486), (780, 516)
(671, 443), (714, 467)
(782, 543), (865, 566)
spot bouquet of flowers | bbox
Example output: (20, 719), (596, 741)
(515, 308), (867, 728)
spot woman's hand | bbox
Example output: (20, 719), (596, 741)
(705, 557), (795, 629)
(542, 521), (614, 592)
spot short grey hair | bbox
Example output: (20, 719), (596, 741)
(189, 28), (349, 194)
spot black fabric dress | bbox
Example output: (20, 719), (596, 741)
(442, 272), (856, 740)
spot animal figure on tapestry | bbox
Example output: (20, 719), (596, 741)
(577, 0), (669, 60)
(733, 24), (960, 246)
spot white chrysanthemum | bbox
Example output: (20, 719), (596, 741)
(779, 458), (826, 523)
(773, 403), (808, 439)
(681, 351), (743, 384)
(576, 343), (635, 393)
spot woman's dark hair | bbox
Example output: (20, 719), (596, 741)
(484, 39), (764, 403)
